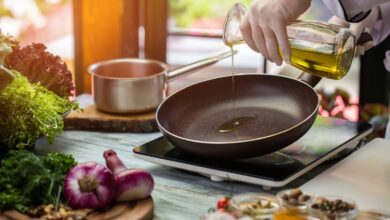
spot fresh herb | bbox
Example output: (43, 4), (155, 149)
(0, 71), (79, 149)
(0, 150), (77, 213)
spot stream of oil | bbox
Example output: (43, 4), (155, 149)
(217, 46), (255, 134)
(231, 46), (235, 116)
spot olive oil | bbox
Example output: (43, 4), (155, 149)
(287, 43), (355, 79)
(230, 46), (235, 112)
(217, 45), (256, 134)
(226, 42), (244, 102)
(218, 116), (256, 134)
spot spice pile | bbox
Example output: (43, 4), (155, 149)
(27, 204), (93, 220)
(311, 197), (356, 220)
(278, 189), (311, 206)
(243, 200), (274, 214)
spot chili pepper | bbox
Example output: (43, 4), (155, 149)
(217, 197), (229, 209)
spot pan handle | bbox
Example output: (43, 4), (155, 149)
(298, 72), (322, 88)
(166, 50), (238, 81)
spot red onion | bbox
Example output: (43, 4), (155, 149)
(103, 149), (154, 202)
(64, 162), (115, 210)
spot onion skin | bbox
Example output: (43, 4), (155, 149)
(64, 162), (115, 210)
(103, 150), (154, 202)
(115, 168), (154, 202)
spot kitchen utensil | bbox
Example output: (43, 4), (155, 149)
(156, 73), (319, 159)
(223, 3), (356, 80)
(88, 51), (235, 114)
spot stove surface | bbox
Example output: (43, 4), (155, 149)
(134, 116), (372, 187)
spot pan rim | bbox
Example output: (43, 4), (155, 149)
(88, 58), (169, 80)
(156, 73), (319, 145)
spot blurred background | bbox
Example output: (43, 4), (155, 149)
(0, 0), (332, 78)
(0, 0), (388, 137)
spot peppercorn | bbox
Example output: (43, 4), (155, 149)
(311, 197), (356, 219)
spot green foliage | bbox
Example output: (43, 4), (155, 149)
(0, 71), (79, 149)
(0, 150), (77, 213)
(169, 0), (251, 28)
(43, 151), (77, 175)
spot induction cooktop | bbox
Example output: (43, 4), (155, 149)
(133, 116), (372, 188)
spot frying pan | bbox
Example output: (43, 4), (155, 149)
(156, 73), (321, 159)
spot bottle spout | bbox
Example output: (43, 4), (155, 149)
(223, 3), (247, 46)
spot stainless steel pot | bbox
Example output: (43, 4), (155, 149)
(88, 51), (235, 114)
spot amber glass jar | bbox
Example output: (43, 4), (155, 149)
(274, 189), (325, 220)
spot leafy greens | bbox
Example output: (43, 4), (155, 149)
(5, 42), (75, 97)
(0, 31), (14, 90)
(0, 150), (77, 213)
(0, 71), (79, 149)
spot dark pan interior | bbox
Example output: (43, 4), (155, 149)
(158, 74), (318, 143)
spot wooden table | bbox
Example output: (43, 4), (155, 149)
(32, 95), (389, 219)
(35, 131), (265, 219)
(31, 127), (340, 219)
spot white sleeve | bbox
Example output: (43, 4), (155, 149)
(322, 0), (390, 22)
(323, 0), (390, 45)
(370, 2), (390, 45)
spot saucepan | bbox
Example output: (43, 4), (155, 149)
(88, 51), (236, 114)
(156, 73), (321, 159)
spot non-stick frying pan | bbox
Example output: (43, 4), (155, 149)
(156, 73), (320, 159)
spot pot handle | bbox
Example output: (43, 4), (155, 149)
(298, 72), (322, 88)
(167, 50), (238, 81)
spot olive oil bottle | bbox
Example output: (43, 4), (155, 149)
(287, 41), (355, 80)
(223, 3), (356, 80)
(219, 3), (356, 134)
(217, 45), (256, 134)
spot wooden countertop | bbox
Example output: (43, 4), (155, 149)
(32, 96), (390, 219)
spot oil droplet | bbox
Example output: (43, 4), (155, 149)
(218, 116), (256, 134)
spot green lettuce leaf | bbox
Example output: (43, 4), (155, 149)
(0, 71), (79, 149)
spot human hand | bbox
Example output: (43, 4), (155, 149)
(327, 16), (372, 57)
(239, 0), (311, 65)
(327, 6), (379, 56)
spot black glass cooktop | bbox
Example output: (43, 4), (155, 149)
(134, 116), (372, 182)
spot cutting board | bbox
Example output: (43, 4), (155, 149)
(0, 196), (154, 220)
(64, 105), (158, 133)
(301, 138), (390, 214)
